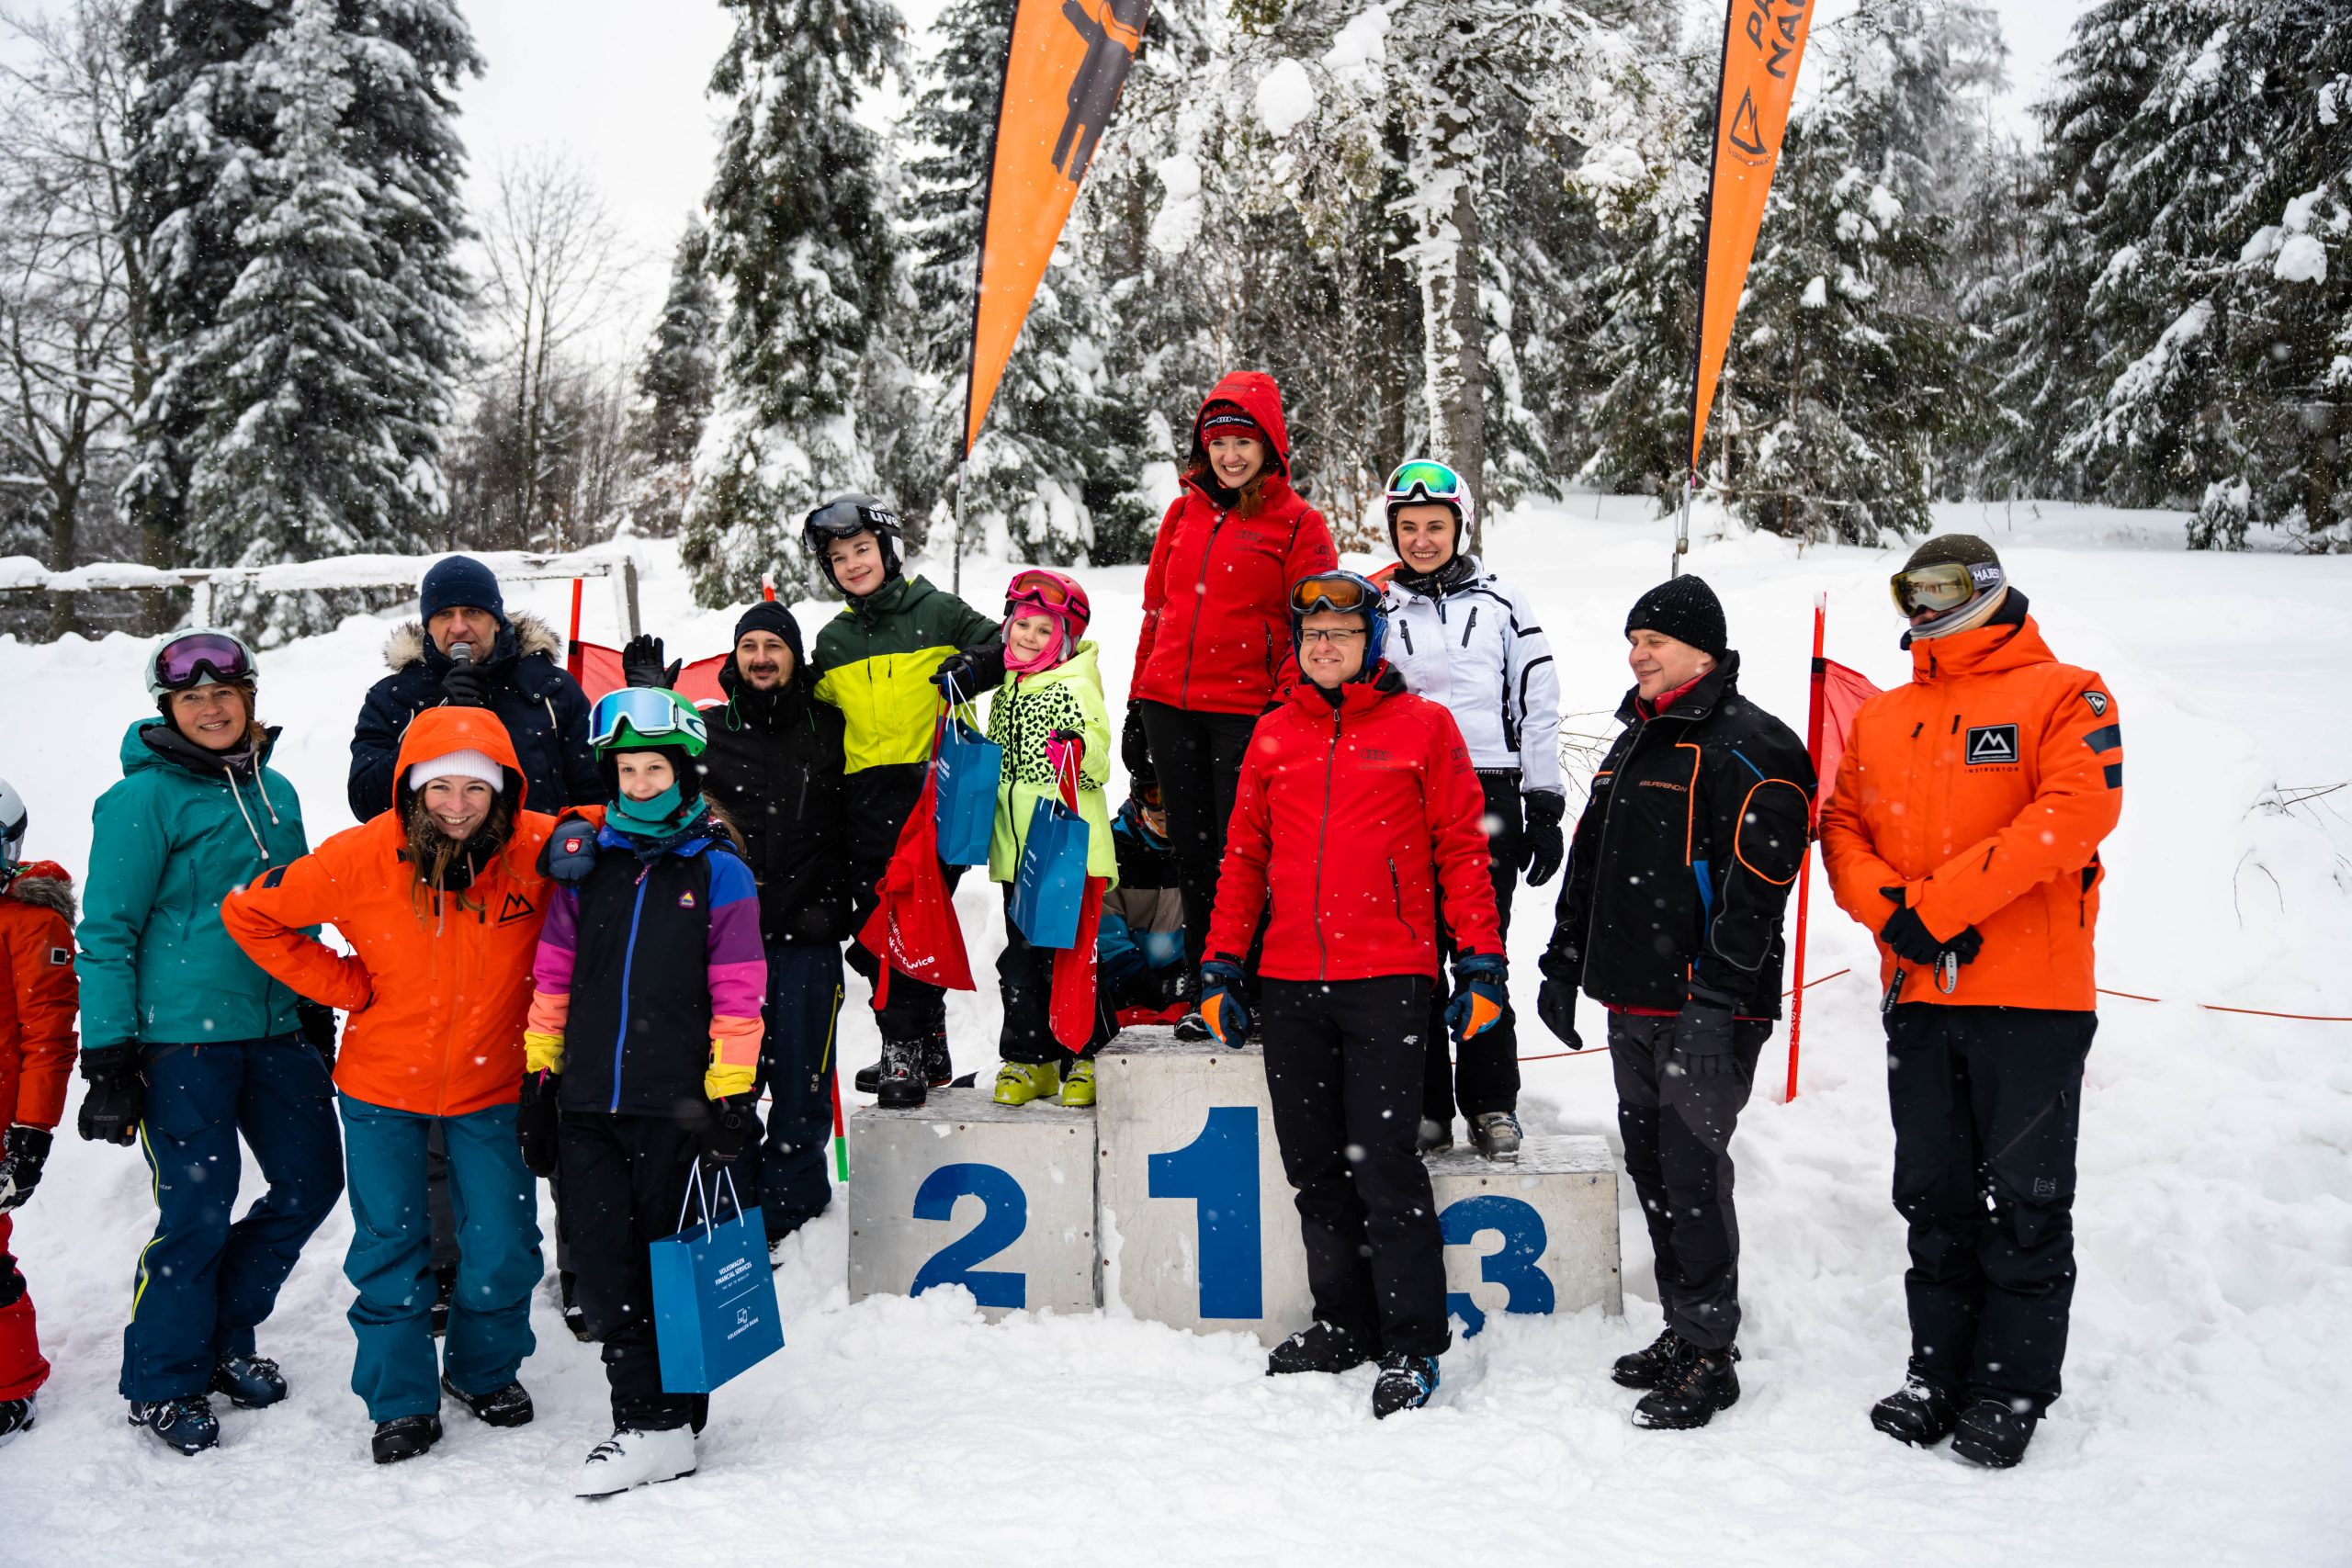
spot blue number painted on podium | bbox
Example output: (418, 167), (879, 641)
(910, 1162), (1028, 1310)
(1148, 1104), (1262, 1318)
(1441, 1194), (1554, 1336)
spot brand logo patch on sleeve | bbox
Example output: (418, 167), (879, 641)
(47, 945), (70, 966)
(1965, 724), (2019, 765)
(563, 837), (584, 854)
(2084, 691), (2109, 717)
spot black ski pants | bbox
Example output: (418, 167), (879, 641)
(558, 1111), (710, 1433)
(1610, 1009), (1770, 1351)
(1136, 701), (1260, 981)
(997, 886), (1116, 1065)
(1423, 771), (1524, 1123)
(1885, 1003), (2095, 1416)
(1261, 976), (1450, 1359)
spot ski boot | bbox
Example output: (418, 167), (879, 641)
(1267, 1320), (1374, 1376)
(442, 1374), (535, 1427)
(130, 1394), (220, 1456)
(1611, 1327), (1691, 1391)
(209, 1353), (288, 1409)
(1416, 1117), (1454, 1155)
(1951, 1398), (2037, 1469)
(1632, 1342), (1742, 1429)
(855, 1033), (953, 1096)
(990, 1061), (1061, 1106)
(1468, 1111), (1522, 1162)
(577, 1425), (696, 1497)
(1871, 1378), (1960, 1448)
(875, 1033), (929, 1110)
(371, 1414), (442, 1464)
(0, 1393), (35, 1447)
(1372, 1353), (1440, 1418)
(1058, 1058), (1097, 1107)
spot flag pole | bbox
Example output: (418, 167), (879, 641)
(564, 577), (585, 682)
(1673, 471), (1693, 578)
(1784, 591), (1827, 1102)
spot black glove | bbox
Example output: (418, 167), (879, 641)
(1521, 791), (1566, 886)
(931, 645), (1006, 698)
(1669, 991), (1740, 1081)
(1535, 976), (1583, 1049)
(1944, 925), (1984, 965)
(1879, 904), (1950, 966)
(1122, 702), (1155, 786)
(621, 633), (682, 690)
(439, 660), (491, 708)
(297, 1000), (338, 1068)
(516, 1071), (560, 1179)
(77, 1044), (144, 1146)
(540, 816), (601, 884)
(0, 1124), (52, 1212)
(700, 1094), (758, 1166)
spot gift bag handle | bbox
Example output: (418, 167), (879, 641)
(673, 1161), (753, 1235)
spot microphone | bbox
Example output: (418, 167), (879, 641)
(449, 640), (474, 668)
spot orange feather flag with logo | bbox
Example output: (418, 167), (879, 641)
(964, 0), (1152, 458)
(1690, 0), (1818, 471)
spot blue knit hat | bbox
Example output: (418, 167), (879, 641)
(421, 556), (505, 626)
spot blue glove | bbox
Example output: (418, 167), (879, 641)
(540, 817), (600, 884)
(1199, 959), (1250, 1049)
(1445, 953), (1510, 1044)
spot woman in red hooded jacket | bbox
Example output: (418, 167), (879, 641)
(1126, 371), (1338, 1034)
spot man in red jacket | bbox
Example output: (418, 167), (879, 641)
(1200, 570), (1507, 1420)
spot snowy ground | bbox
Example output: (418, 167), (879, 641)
(6, 497), (2349, 1564)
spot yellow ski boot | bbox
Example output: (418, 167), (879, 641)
(1058, 1058), (1097, 1107)
(990, 1061), (1061, 1106)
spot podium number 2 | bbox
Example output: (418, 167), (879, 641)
(1148, 1105), (1263, 1318)
(910, 1162), (1027, 1310)
(1442, 1194), (1554, 1336)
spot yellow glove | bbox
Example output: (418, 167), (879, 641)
(704, 1057), (756, 1100)
(525, 1031), (566, 1076)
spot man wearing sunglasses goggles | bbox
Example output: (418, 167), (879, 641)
(1821, 535), (2124, 1469)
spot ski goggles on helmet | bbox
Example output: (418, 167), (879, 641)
(148, 629), (256, 698)
(590, 687), (709, 757)
(1005, 568), (1083, 609)
(1289, 571), (1383, 615)
(1384, 459), (1466, 510)
(803, 495), (902, 542)
(1889, 560), (2003, 618)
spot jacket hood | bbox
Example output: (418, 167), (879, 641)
(1191, 370), (1293, 478)
(6, 860), (75, 922)
(390, 705), (530, 815)
(121, 716), (278, 779)
(1613, 650), (1743, 727)
(1907, 595), (2049, 684)
(385, 610), (563, 676)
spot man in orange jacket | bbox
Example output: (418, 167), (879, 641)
(1820, 535), (2123, 1471)
(224, 706), (558, 1465)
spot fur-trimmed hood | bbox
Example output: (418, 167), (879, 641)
(6, 860), (75, 923)
(385, 610), (563, 675)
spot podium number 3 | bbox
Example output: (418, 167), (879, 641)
(1148, 1105), (1263, 1318)
(911, 1162), (1027, 1310)
(1442, 1194), (1554, 1336)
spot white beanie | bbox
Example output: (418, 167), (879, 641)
(406, 749), (505, 795)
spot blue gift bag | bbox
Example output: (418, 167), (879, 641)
(933, 711), (1002, 867)
(650, 1168), (784, 1395)
(1011, 795), (1090, 949)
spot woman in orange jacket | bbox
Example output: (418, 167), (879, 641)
(1819, 534), (2123, 1471)
(223, 705), (559, 1465)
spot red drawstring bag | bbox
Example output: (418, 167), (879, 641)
(856, 766), (975, 1008)
(1048, 876), (1106, 1051)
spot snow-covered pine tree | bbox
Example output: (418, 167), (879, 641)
(888, 0), (1148, 567)
(1714, 0), (1998, 544)
(683, 0), (903, 605)
(628, 219), (719, 536)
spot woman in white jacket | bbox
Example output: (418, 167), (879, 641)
(1376, 459), (1565, 1161)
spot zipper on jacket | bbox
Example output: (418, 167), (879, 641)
(1312, 707), (1340, 978)
(608, 868), (652, 1113)
(1460, 607), (1477, 648)
(1178, 510), (1229, 706)
(1387, 858), (1407, 938)
(1398, 617), (1415, 656)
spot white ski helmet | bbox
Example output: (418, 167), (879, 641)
(0, 775), (25, 874)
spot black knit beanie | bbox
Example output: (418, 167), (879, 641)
(1624, 575), (1728, 660)
(732, 600), (805, 667)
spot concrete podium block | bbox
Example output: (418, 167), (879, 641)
(1097, 1031), (1620, 1345)
(846, 1089), (1099, 1319)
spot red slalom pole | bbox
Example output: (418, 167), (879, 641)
(1785, 592), (1827, 1103)
(564, 576), (586, 682)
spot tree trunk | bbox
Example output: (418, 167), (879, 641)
(1410, 97), (1487, 512)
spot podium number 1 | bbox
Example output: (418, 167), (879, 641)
(1148, 1105), (1263, 1319)
(910, 1162), (1027, 1310)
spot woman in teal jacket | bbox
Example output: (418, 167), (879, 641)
(74, 629), (344, 1457)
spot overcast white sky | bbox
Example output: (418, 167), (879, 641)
(458, 0), (2086, 351)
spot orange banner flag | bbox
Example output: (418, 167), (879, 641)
(963, 0), (1151, 459)
(1689, 0), (1817, 471)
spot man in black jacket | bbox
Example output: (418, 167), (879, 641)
(1537, 576), (1815, 1431)
(637, 604), (852, 1253)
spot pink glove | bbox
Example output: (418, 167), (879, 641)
(1046, 731), (1083, 781)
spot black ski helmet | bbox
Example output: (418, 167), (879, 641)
(804, 493), (905, 592)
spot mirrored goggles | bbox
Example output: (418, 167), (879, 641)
(590, 687), (707, 750)
(1290, 571), (1381, 615)
(1384, 459), (1466, 507)
(1890, 560), (2002, 617)
(153, 632), (255, 692)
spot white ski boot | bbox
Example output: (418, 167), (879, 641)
(576, 1425), (696, 1497)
